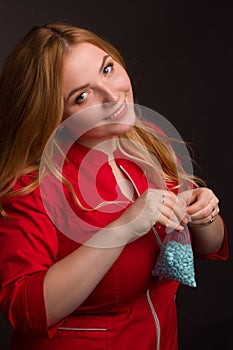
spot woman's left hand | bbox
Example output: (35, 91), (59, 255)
(180, 187), (220, 227)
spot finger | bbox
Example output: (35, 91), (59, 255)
(208, 198), (219, 212)
(189, 212), (219, 226)
(186, 188), (218, 215)
(161, 202), (186, 225)
(189, 203), (220, 221)
(187, 198), (208, 215)
(189, 206), (220, 226)
(161, 191), (178, 209)
(162, 190), (187, 212)
(178, 189), (193, 206)
(165, 198), (187, 225)
(157, 206), (185, 232)
(209, 212), (217, 224)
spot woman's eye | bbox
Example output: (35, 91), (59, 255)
(75, 92), (88, 104)
(103, 63), (113, 75)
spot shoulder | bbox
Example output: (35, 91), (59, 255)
(1, 172), (49, 220)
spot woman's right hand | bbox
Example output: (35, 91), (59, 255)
(119, 189), (188, 237)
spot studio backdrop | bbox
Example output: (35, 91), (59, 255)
(0, 1), (232, 349)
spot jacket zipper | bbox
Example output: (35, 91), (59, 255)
(119, 165), (140, 198)
(120, 165), (162, 247)
(120, 165), (161, 349)
(146, 289), (161, 350)
(152, 226), (162, 247)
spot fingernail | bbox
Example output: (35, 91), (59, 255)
(185, 213), (192, 222)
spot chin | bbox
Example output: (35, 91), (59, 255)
(113, 122), (134, 135)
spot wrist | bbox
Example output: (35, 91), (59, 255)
(188, 215), (225, 255)
(188, 220), (215, 229)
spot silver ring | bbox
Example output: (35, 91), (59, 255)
(162, 194), (165, 204)
(209, 214), (214, 224)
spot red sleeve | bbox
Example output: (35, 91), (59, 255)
(194, 215), (228, 261)
(0, 183), (63, 337)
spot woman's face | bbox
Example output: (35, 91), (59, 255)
(62, 42), (135, 144)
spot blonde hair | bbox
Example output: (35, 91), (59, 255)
(0, 23), (199, 216)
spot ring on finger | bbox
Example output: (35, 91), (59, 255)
(209, 214), (215, 224)
(162, 194), (166, 204)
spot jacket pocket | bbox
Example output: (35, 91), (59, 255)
(58, 326), (107, 331)
(55, 326), (107, 349)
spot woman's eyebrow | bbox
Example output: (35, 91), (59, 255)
(65, 54), (110, 102)
(99, 54), (110, 73)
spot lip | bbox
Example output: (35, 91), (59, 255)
(104, 101), (127, 121)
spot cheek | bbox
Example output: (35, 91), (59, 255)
(62, 104), (87, 122)
(116, 66), (132, 90)
(122, 72), (132, 89)
(119, 74), (134, 101)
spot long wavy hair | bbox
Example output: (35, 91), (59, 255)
(0, 23), (200, 216)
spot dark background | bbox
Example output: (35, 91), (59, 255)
(0, 0), (232, 349)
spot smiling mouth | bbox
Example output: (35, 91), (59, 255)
(104, 101), (127, 121)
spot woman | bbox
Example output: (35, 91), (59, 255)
(0, 23), (227, 350)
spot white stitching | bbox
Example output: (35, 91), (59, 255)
(146, 289), (161, 350)
(58, 327), (107, 331)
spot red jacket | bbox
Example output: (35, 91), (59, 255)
(0, 142), (228, 350)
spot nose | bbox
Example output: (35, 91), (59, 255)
(98, 82), (119, 104)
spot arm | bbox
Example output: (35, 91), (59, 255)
(0, 193), (129, 333)
(43, 223), (129, 327)
(0, 186), (186, 334)
(188, 214), (225, 255)
(44, 187), (187, 326)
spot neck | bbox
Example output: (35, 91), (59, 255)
(78, 137), (118, 159)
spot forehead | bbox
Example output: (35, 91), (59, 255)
(64, 42), (108, 69)
(62, 42), (110, 96)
